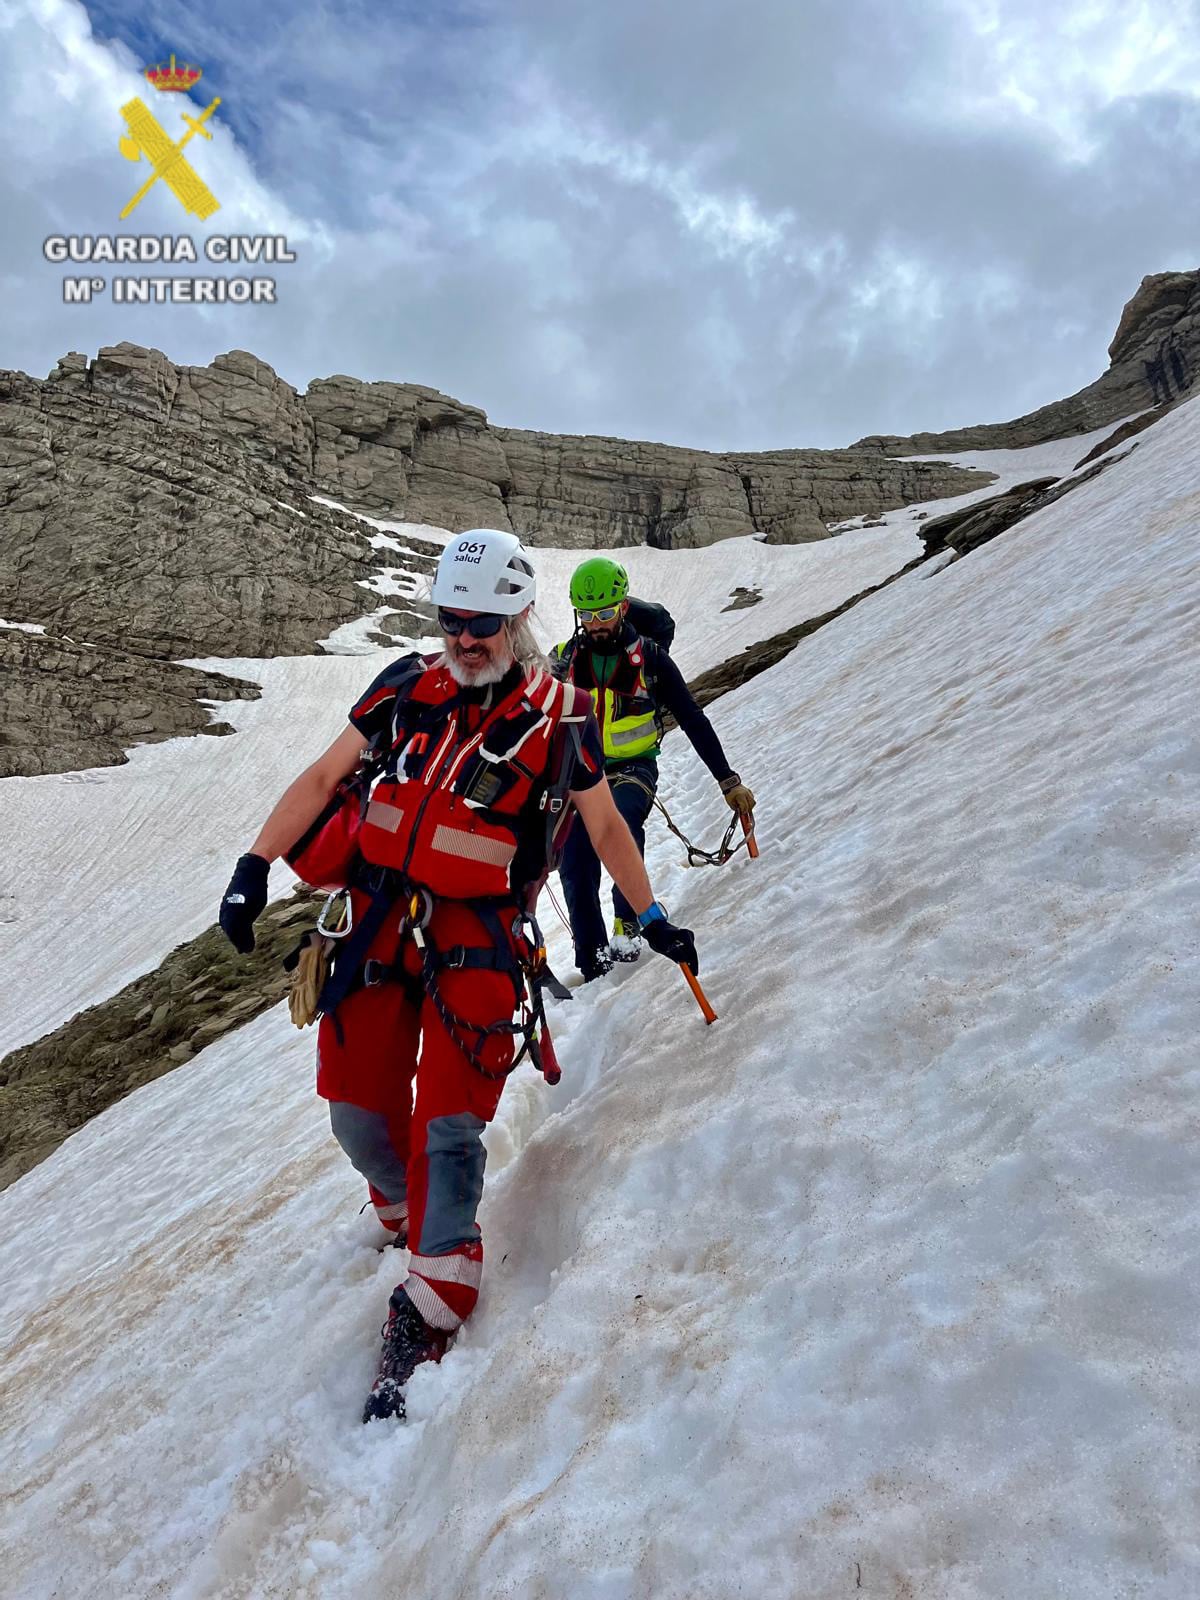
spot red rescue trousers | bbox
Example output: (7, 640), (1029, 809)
(317, 895), (526, 1331)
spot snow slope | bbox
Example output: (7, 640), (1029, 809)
(1, 401), (1197, 1596)
(0, 419), (1125, 1055)
(333, 420), (1130, 684)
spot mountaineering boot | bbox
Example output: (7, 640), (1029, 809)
(609, 917), (643, 963)
(579, 947), (614, 983)
(362, 1289), (450, 1423)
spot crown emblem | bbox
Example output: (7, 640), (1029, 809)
(144, 54), (203, 93)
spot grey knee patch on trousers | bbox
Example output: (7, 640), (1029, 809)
(328, 1101), (407, 1205)
(420, 1112), (487, 1255)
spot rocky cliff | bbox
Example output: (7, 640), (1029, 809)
(0, 342), (986, 778)
(0, 366), (440, 774)
(0, 629), (249, 779)
(3, 265), (1197, 777)
(35, 345), (986, 549)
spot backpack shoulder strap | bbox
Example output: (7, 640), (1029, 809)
(635, 637), (662, 693)
(510, 679), (589, 915)
(544, 682), (588, 821)
(556, 677), (589, 716)
(551, 636), (582, 681)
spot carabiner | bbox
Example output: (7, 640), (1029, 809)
(317, 889), (353, 939)
(407, 888), (434, 928)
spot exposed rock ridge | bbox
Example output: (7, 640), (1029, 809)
(852, 270), (1200, 456)
(0, 367), (440, 775)
(0, 893), (322, 1190)
(916, 451), (1135, 563)
(0, 367), (394, 659)
(0, 631), (250, 779)
(39, 345), (991, 551)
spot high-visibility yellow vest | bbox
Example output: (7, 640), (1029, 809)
(591, 685), (659, 760)
(553, 638), (662, 761)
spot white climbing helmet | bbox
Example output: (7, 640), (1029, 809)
(431, 528), (537, 615)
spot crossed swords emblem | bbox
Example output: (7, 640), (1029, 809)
(118, 96), (222, 220)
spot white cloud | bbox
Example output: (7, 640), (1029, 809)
(0, 0), (1198, 451)
(5, 0), (307, 235)
(933, 0), (1200, 160)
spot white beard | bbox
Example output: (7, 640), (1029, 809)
(443, 642), (516, 687)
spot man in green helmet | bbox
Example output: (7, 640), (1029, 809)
(551, 557), (755, 980)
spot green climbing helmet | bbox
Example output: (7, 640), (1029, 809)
(570, 557), (629, 611)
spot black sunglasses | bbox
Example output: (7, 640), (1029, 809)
(438, 608), (506, 639)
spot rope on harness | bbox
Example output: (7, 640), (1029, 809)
(419, 942), (533, 1082)
(545, 879), (572, 934)
(608, 772), (751, 868)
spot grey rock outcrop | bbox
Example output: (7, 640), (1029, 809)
(0, 891), (322, 1190)
(854, 270), (1200, 456)
(916, 478), (1060, 560)
(486, 435), (961, 550)
(916, 452), (1134, 563)
(36, 343), (990, 550)
(1072, 404), (1167, 468)
(56, 343), (317, 472)
(0, 364), (441, 775)
(310, 417), (984, 551)
(0, 630), (248, 778)
(0, 366), (392, 660)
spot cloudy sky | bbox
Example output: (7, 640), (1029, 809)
(3, 0), (1199, 449)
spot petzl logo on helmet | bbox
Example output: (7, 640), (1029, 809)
(117, 55), (221, 221)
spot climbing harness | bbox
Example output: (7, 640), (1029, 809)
(286, 658), (589, 1080)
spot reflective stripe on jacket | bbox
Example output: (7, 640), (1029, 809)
(359, 664), (580, 899)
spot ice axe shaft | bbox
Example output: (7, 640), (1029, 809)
(680, 963), (717, 1025)
(740, 813), (759, 859)
(538, 1025), (562, 1085)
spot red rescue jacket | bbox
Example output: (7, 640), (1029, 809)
(289, 657), (588, 903)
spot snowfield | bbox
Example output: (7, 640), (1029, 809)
(1, 402), (1197, 1597)
(0, 417), (1127, 1056)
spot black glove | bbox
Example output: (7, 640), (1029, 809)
(642, 916), (699, 973)
(219, 854), (270, 953)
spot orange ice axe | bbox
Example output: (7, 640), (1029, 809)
(680, 963), (717, 1025)
(740, 813), (759, 859)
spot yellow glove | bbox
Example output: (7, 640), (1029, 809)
(719, 775), (756, 815)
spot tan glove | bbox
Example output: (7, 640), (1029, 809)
(719, 774), (756, 815)
(288, 935), (331, 1029)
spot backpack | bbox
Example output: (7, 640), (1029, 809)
(551, 596), (675, 688)
(625, 597), (675, 652)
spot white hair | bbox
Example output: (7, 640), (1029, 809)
(507, 609), (551, 672)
